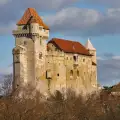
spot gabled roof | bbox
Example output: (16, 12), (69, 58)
(17, 8), (49, 30)
(85, 38), (96, 50)
(48, 38), (90, 56)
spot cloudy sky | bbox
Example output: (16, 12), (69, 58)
(0, 0), (120, 86)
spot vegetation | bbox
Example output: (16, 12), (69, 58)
(1, 75), (120, 120)
(0, 86), (119, 120)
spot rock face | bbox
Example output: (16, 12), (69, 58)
(12, 8), (98, 94)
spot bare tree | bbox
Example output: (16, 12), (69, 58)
(1, 74), (13, 96)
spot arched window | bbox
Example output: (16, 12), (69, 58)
(73, 56), (76, 61)
(70, 70), (73, 76)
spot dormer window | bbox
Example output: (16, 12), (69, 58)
(55, 48), (57, 51)
(23, 25), (27, 30)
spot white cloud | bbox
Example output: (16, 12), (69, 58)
(0, 22), (16, 35)
(44, 7), (101, 35)
(112, 56), (120, 60)
(44, 7), (120, 36)
(97, 57), (105, 60)
(1, 0), (120, 36)
(82, 0), (120, 8)
(0, 0), (79, 34)
(23, 0), (79, 10)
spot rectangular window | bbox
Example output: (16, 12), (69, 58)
(40, 39), (41, 45)
(40, 36), (42, 45)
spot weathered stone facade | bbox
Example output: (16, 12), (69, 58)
(12, 8), (98, 94)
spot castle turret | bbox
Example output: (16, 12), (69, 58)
(85, 38), (97, 90)
(85, 38), (96, 64)
(12, 8), (49, 90)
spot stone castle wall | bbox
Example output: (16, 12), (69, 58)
(12, 23), (97, 94)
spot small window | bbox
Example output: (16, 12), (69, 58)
(24, 41), (27, 45)
(70, 70), (73, 76)
(16, 56), (19, 59)
(40, 40), (41, 45)
(73, 56), (77, 61)
(57, 73), (59, 76)
(40, 36), (42, 45)
(77, 70), (79, 77)
(39, 52), (42, 59)
(55, 48), (57, 51)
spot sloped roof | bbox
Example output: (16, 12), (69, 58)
(48, 38), (90, 56)
(92, 62), (97, 66)
(17, 8), (49, 30)
(85, 38), (96, 50)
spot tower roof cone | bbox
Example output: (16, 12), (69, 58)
(85, 38), (96, 50)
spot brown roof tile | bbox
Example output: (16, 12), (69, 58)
(48, 38), (90, 56)
(17, 8), (49, 30)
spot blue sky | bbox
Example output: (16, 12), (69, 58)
(0, 0), (120, 86)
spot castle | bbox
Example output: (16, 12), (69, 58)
(12, 8), (98, 94)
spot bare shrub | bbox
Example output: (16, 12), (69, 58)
(0, 86), (120, 120)
(0, 74), (13, 96)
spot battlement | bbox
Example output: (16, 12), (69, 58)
(13, 24), (49, 38)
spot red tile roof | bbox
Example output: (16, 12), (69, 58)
(17, 8), (49, 30)
(48, 38), (91, 56)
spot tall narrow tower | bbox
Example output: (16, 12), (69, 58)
(85, 38), (97, 89)
(85, 38), (96, 64)
(12, 8), (49, 90)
